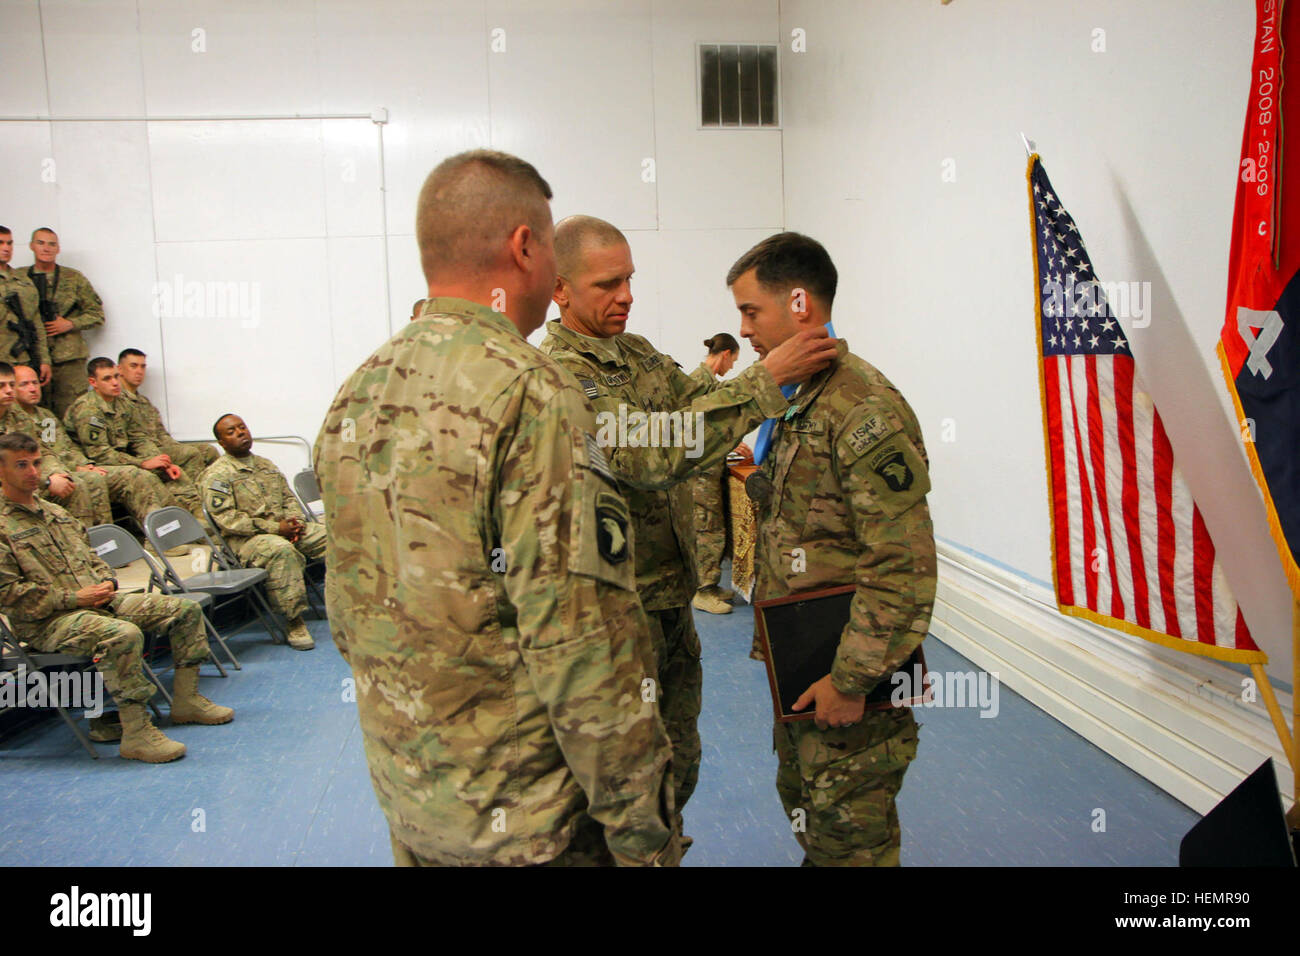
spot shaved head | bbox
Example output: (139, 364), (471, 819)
(415, 150), (553, 282)
(554, 215), (627, 281)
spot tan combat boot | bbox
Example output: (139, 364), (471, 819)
(118, 702), (186, 763)
(170, 665), (234, 725)
(286, 616), (315, 650)
(692, 589), (732, 615)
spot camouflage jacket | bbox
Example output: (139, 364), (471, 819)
(201, 453), (298, 545)
(314, 297), (674, 867)
(751, 339), (936, 697)
(64, 390), (159, 466)
(19, 403), (93, 470)
(0, 496), (116, 642)
(539, 320), (788, 610)
(0, 404), (77, 478)
(121, 388), (178, 449)
(0, 266), (51, 367)
(25, 264), (104, 364)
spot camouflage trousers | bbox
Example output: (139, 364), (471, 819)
(100, 465), (166, 525)
(388, 815), (617, 867)
(30, 592), (210, 705)
(45, 470), (112, 527)
(235, 523), (327, 619)
(774, 707), (919, 867)
(149, 466), (205, 521)
(161, 438), (218, 477)
(692, 463), (727, 591)
(47, 359), (88, 420)
(647, 605), (702, 834)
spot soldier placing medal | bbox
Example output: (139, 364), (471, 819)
(729, 232), (937, 867)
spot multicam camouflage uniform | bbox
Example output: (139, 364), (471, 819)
(314, 297), (677, 867)
(200, 452), (325, 619)
(64, 389), (205, 521)
(122, 387), (219, 475)
(0, 404), (110, 527)
(16, 402), (165, 527)
(687, 362), (730, 593)
(0, 266), (51, 371)
(25, 265), (104, 418)
(750, 338), (936, 867)
(539, 320), (789, 831)
(0, 496), (211, 705)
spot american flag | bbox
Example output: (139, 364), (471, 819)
(1029, 155), (1264, 664)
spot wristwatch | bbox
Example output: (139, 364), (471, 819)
(39, 477), (51, 491)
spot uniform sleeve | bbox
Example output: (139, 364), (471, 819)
(30, 292), (51, 366)
(561, 356), (787, 491)
(205, 472), (276, 538)
(66, 406), (143, 467)
(271, 467), (300, 519)
(495, 375), (676, 867)
(51, 420), (91, 469)
(0, 537), (79, 621)
(125, 402), (164, 461)
(830, 397), (938, 697)
(65, 273), (105, 332)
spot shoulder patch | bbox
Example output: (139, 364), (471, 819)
(210, 479), (233, 494)
(578, 377), (600, 399)
(845, 413), (895, 457)
(88, 416), (107, 430)
(594, 491), (630, 564)
(583, 432), (616, 484)
(856, 435), (931, 518)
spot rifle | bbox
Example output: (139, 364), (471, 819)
(3, 291), (39, 363)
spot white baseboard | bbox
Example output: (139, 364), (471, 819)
(933, 542), (1295, 816)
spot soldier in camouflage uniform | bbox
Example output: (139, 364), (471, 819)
(689, 334), (747, 615)
(64, 358), (207, 526)
(11, 364), (166, 529)
(118, 348), (219, 476)
(202, 414), (324, 650)
(539, 217), (837, 842)
(26, 229), (104, 418)
(0, 432), (234, 763)
(315, 150), (678, 866)
(728, 233), (936, 867)
(0, 362), (110, 527)
(0, 227), (52, 385)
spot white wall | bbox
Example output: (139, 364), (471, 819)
(0, 0), (784, 478)
(778, 0), (1295, 686)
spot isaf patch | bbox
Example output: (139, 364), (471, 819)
(846, 414), (893, 456)
(594, 492), (630, 565)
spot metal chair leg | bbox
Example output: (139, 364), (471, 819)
(202, 614), (240, 671)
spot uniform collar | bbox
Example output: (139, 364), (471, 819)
(786, 339), (849, 417)
(89, 390), (119, 414)
(419, 296), (525, 341)
(545, 318), (626, 367)
(222, 453), (256, 472)
(1, 495), (50, 519)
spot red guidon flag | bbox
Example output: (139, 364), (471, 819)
(1219, 0), (1300, 600)
(1029, 155), (1264, 663)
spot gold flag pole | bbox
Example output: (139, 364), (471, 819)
(1290, 599), (1300, 829)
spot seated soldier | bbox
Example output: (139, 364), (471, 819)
(0, 432), (233, 763)
(0, 361), (110, 527)
(117, 348), (219, 475)
(202, 414), (325, 651)
(64, 357), (209, 528)
(11, 363), (167, 530)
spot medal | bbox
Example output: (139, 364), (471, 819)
(745, 470), (774, 503)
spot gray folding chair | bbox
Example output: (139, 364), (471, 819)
(292, 468), (324, 523)
(204, 500), (326, 619)
(87, 524), (238, 674)
(142, 507), (289, 646)
(1, 614), (162, 760)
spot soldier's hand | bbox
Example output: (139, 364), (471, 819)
(732, 442), (753, 463)
(44, 316), (74, 336)
(163, 464), (182, 481)
(38, 364), (51, 386)
(792, 674), (865, 730)
(759, 326), (838, 386)
(141, 455), (168, 471)
(46, 473), (75, 499)
(156, 454), (173, 466)
(277, 518), (302, 539)
(75, 582), (116, 607)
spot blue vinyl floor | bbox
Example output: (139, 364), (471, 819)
(0, 586), (1201, 866)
